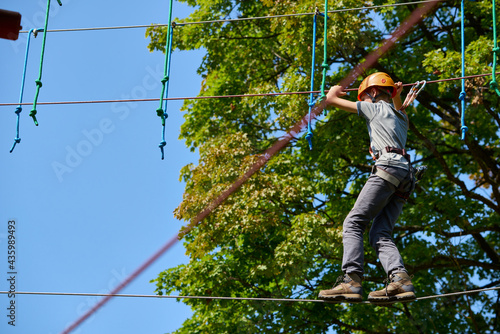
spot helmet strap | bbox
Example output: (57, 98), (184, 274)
(365, 92), (377, 103)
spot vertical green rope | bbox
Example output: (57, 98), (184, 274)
(156, 0), (174, 160)
(320, 0), (329, 99)
(29, 0), (62, 126)
(459, 0), (468, 140)
(490, 0), (500, 96)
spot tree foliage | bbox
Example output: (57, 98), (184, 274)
(147, 0), (500, 333)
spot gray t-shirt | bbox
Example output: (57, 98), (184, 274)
(357, 100), (409, 170)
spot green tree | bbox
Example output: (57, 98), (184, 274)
(147, 1), (499, 333)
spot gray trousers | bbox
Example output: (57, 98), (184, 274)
(342, 165), (413, 276)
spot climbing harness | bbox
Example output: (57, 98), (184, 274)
(30, 0), (63, 126)
(490, 0), (500, 96)
(305, 2), (329, 151)
(370, 145), (427, 200)
(10, 28), (44, 153)
(156, 0), (175, 160)
(459, 0), (468, 140)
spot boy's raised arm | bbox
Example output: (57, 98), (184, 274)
(392, 81), (403, 110)
(324, 85), (358, 114)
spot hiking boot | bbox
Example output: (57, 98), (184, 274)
(318, 273), (363, 303)
(368, 272), (416, 304)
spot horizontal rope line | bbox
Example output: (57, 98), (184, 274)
(0, 72), (497, 108)
(19, 0), (441, 33)
(0, 286), (497, 304)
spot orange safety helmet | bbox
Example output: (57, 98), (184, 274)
(357, 72), (397, 101)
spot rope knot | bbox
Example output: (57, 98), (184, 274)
(305, 131), (313, 150)
(35, 80), (43, 88)
(321, 62), (329, 70)
(29, 109), (39, 126)
(14, 137), (21, 144)
(15, 106), (22, 114)
(156, 108), (164, 117)
(461, 125), (468, 140)
(492, 46), (500, 53)
(489, 80), (498, 90)
(458, 91), (466, 101)
(159, 141), (167, 160)
(161, 76), (169, 84)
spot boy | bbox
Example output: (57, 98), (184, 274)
(318, 72), (416, 304)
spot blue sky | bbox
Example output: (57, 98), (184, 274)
(1, 0), (202, 333)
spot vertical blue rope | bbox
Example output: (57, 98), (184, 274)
(459, 0), (468, 140)
(10, 29), (43, 153)
(157, 0), (174, 160)
(305, 11), (319, 151)
(29, 0), (62, 126)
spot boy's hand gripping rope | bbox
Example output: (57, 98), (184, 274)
(490, 0), (500, 96)
(10, 28), (44, 153)
(29, 0), (62, 127)
(156, 0), (175, 160)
